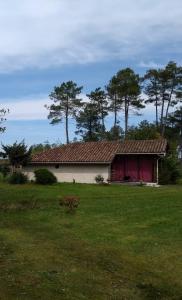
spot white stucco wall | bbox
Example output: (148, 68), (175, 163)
(24, 164), (110, 184)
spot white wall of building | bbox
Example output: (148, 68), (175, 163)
(24, 164), (110, 184)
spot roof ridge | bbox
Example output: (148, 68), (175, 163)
(31, 139), (168, 164)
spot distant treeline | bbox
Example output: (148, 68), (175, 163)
(45, 61), (182, 144)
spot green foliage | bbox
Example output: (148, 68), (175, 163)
(87, 87), (108, 132)
(107, 68), (144, 136)
(34, 168), (57, 185)
(127, 120), (161, 140)
(8, 172), (28, 184)
(1, 141), (32, 168)
(46, 81), (83, 144)
(75, 102), (102, 141)
(0, 164), (10, 177)
(159, 155), (182, 184)
(0, 107), (8, 133)
(95, 174), (104, 184)
(166, 106), (182, 144)
(43, 61), (182, 143)
(144, 61), (182, 136)
(106, 125), (124, 141)
(144, 69), (161, 126)
(106, 75), (123, 127)
(31, 143), (52, 155)
(31, 141), (62, 155)
(0, 172), (4, 182)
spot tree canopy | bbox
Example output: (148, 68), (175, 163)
(0, 108), (8, 133)
(87, 88), (108, 133)
(43, 61), (182, 143)
(46, 81), (83, 144)
(75, 102), (102, 141)
(144, 61), (182, 136)
(1, 141), (32, 169)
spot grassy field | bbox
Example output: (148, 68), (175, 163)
(0, 182), (182, 300)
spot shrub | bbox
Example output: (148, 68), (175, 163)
(0, 172), (4, 182)
(159, 155), (182, 185)
(0, 165), (10, 177)
(59, 195), (80, 213)
(34, 168), (57, 185)
(8, 172), (28, 184)
(95, 174), (104, 184)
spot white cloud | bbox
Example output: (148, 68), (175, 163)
(2, 96), (50, 120)
(1, 93), (88, 120)
(0, 0), (181, 73)
(138, 62), (164, 69)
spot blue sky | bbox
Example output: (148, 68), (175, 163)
(0, 0), (181, 145)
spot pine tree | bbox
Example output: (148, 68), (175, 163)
(144, 61), (182, 136)
(144, 69), (161, 127)
(106, 75), (122, 127)
(111, 68), (144, 137)
(46, 81), (83, 144)
(75, 102), (102, 141)
(161, 62), (182, 135)
(87, 88), (108, 133)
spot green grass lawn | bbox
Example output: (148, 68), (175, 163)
(0, 182), (182, 300)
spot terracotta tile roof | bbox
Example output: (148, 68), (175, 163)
(31, 139), (167, 164)
(32, 141), (119, 163)
(117, 139), (168, 154)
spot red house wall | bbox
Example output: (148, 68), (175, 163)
(111, 155), (156, 182)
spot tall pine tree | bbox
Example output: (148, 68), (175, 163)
(87, 88), (108, 133)
(108, 68), (144, 138)
(144, 69), (161, 127)
(144, 61), (182, 136)
(106, 75), (122, 128)
(75, 102), (101, 141)
(46, 81), (83, 144)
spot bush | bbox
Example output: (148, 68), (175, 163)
(159, 155), (182, 185)
(59, 195), (80, 213)
(8, 172), (28, 184)
(0, 165), (10, 177)
(0, 172), (4, 182)
(95, 174), (104, 184)
(34, 168), (57, 185)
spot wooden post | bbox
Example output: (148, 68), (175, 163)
(156, 158), (159, 184)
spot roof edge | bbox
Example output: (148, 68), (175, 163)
(30, 161), (110, 165)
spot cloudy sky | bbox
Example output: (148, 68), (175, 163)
(0, 0), (181, 145)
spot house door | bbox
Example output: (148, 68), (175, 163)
(139, 158), (154, 182)
(125, 157), (139, 182)
(111, 156), (125, 181)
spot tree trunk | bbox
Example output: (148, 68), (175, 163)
(124, 99), (129, 139)
(162, 83), (175, 136)
(155, 97), (158, 127)
(160, 91), (165, 135)
(101, 109), (105, 132)
(65, 107), (69, 144)
(89, 118), (92, 140)
(114, 95), (117, 127)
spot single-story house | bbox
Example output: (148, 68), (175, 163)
(24, 139), (168, 184)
